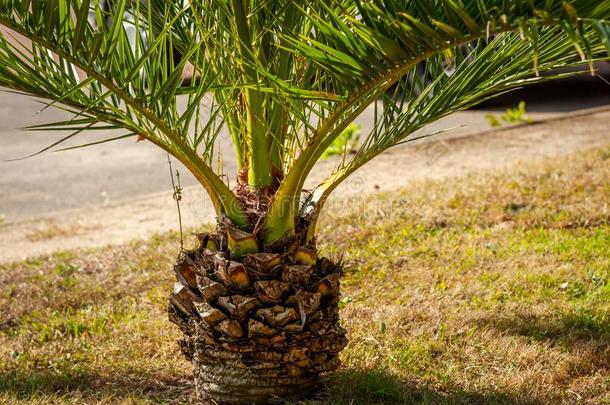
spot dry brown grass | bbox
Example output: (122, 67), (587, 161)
(25, 221), (101, 241)
(1, 146), (609, 404)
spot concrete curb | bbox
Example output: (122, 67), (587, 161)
(431, 104), (610, 145)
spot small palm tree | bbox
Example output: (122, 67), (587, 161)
(1, 1), (609, 402)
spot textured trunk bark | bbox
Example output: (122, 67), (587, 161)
(193, 359), (319, 403)
(168, 229), (347, 404)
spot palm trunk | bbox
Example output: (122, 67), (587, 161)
(168, 227), (347, 404)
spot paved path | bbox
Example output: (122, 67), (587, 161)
(1, 68), (610, 262)
(1, 106), (609, 263)
(2, 70), (610, 222)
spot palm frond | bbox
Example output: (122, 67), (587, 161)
(302, 25), (610, 240)
(0, 0), (609, 240)
(0, 0), (249, 225)
(264, 0), (610, 243)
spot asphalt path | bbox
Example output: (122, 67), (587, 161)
(1, 68), (609, 224)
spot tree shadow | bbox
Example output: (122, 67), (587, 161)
(4, 306), (607, 404)
(472, 309), (610, 370)
(474, 309), (609, 346)
(0, 368), (192, 403)
(315, 369), (545, 405)
(314, 311), (610, 404)
(2, 366), (549, 405)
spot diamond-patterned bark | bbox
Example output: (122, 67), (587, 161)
(168, 231), (347, 404)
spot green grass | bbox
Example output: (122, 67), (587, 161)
(1, 146), (609, 404)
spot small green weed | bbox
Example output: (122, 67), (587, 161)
(486, 101), (534, 127)
(322, 123), (362, 159)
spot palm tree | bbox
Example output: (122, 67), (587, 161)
(1, 0), (609, 403)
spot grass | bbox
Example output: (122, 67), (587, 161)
(1, 145), (609, 404)
(25, 222), (101, 241)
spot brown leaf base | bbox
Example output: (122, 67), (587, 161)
(168, 231), (347, 404)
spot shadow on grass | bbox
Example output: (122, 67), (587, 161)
(475, 309), (610, 347)
(0, 368), (192, 403)
(473, 309), (610, 372)
(318, 369), (544, 405)
(2, 367), (546, 405)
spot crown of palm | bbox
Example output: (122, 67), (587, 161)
(0, 0), (609, 242)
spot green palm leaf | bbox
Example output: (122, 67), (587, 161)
(0, 0), (609, 241)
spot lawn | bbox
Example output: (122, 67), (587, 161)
(1, 145), (609, 404)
